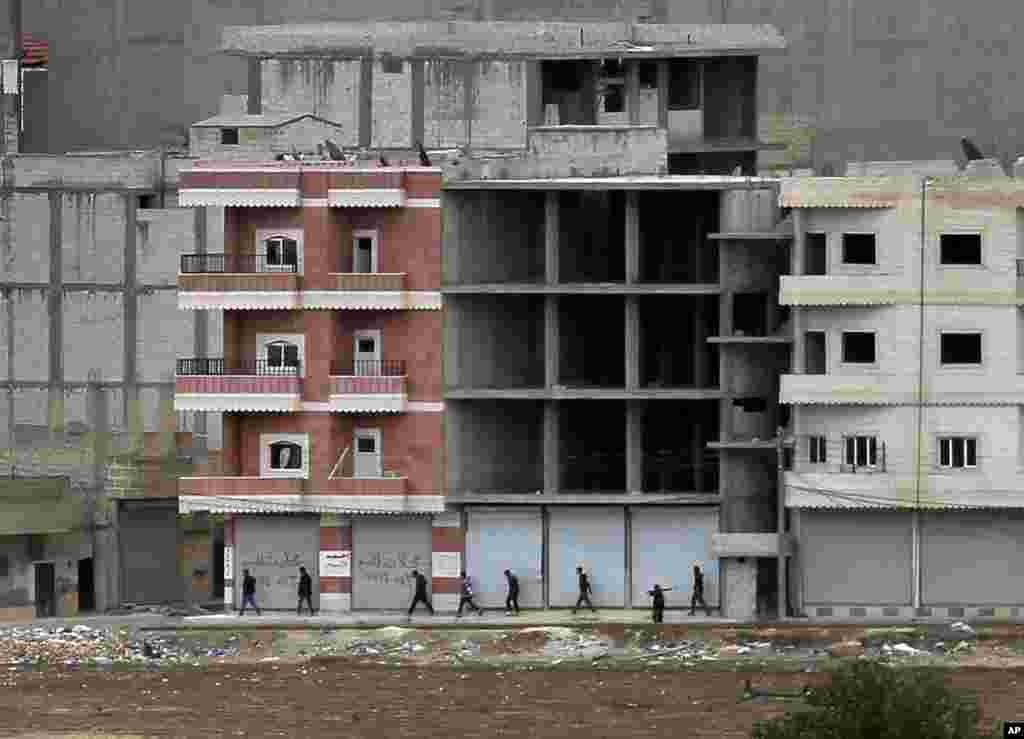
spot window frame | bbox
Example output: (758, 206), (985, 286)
(220, 128), (239, 146)
(255, 228), (304, 274)
(256, 334), (305, 376)
(842, 435), (879, 470)
(939, 331), (983, 368)
(840, 232), (878, 266)
(352, 229), (379, 274)
(260, 433), (309, 478)
(938, 232), (984, 267)
(938, 436), (978, 470)
(808, 435), (827, 465)
(840, 330), (878, 366)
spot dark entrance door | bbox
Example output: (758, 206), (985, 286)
(34, 562), (56, 617)
(78, 558), (95, 612)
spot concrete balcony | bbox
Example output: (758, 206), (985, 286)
(174, 359), (303, 412)
(782, 271), (1023, 306)
(328, 360), (408, 413)
(179, 476), (304, 497)
(711, 533), (794, 557)
(178, 254), (302, 310)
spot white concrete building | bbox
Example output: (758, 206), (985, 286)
(781, 158), (1024, 620)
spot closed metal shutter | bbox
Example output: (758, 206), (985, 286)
(119, 501), (181, 604)
(352, 516), (432, 610)
(466, 507), (543, 608)
(234, 515), (319, 611)
(801, 511), (911, 606)
(630, 507), (718, 608)
(549, 507), (626, 607)
(922, 511), (1024, 605)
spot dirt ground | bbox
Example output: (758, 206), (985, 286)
(0, 662), (1020, 739)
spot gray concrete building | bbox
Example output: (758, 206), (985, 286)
(0, 151), (223, 615)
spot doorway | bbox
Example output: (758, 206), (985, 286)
(34, 562), (56, 618)
(353, 330), (382, 376)
(77, 558), (95, 612)
(353, 429), (382, 478)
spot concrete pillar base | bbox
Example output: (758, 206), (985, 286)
(721, 557), (758, 620)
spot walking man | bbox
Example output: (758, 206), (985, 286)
(647, 584), (672, 624)
(572, 566), (596, 615)
(689, 563), (710, 617)
(407, 569), (434, 618)
(504, 569), (520, 615)
(456, 570), (483, 617)
(238, 569), (261, 616)
(297, 566), (314, 616)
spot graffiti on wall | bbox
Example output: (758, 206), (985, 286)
(356, 551), (429, 587)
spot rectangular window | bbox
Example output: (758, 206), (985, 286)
(843, 436), (878, 468)
(806, 233), (827, 275)
(842, 233), (876, 265)
(842, 332), (876, 364)
(638, 61), (658, 88)
(603, 84), (624, 113)
(809, 436), (827, 464)
(220, 128), (239, 145)
(667, 59), (701, 110)
(940, 234), (982, 265)
(940, 332), (982, 365)
(939, 436), (977, 468)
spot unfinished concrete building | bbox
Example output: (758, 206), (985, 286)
(0, 152), (224, 616)
(194, 19), (791, 618)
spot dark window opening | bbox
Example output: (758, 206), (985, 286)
(805, 331), (827, 374)
(381, 56), (404, 74)
(603, 84), (624, 113)
(733, 292), (768, 336)
(809, 435), (826, 464)
(270, 441), (302, 470)
(266, 341), (300, 369)
(940, 234), (982, 265)
(940, 333), (982, 365)
(356, 437), (377, 454)
(220, 128), (239, 145)
(137, 194), (157, 210)
(667, 59), (701, 110)
(543, 61), (583, 92)
(806, 233), (827, 275)
(354, 237), (374, 272)
(357, 338), (376, 354)
(600, 59), (623, 77)
(638, 61), (658, 88)
(266, 237), (298, 267)
(940, 436), (977, 468)
(0, 554), (7, 578)
(842, 233), (876, 264)
(842, 332), (876, 364)
(733, 397), (767, 413)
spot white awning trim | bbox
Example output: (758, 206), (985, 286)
(174, 394), (302, 412)
(179, 291), (442, 311)
(178, 189), (302, 207)
(328, 189), (406, 207)
(179, 494), (446, 515)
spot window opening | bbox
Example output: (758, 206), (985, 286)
(842, 332), (876, 364)
(940, 333), (981, 365)
(940, 234), (981, 265)
(842, 233), (876, 265)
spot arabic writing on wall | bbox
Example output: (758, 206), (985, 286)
(358, 551), (429, 588)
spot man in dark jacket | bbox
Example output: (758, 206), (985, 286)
(407, 569), (434, 618)
(689, 563), (710, 616)
(572, 566), (596, 614)
(504, 569), (520, 615)
(647, 584), (672, 623)
(238, 569), (261, 616)
(456, 570), (483, 617)
(297, 566), (314, 616)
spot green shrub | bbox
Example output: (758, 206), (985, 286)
(751, 660), (1000, 739)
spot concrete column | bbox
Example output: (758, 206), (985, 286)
(411, 60), (425, 148)
(776, 427), (787, 618)
(656, 61), (669, 130)
(627, 63), (641, 125)
(543, 401), (559, 494)
(625, 191), (639, 284)
(545, 296), (559, 387)
(693, 297), (707, 387)
(123, 195), (139, 436)
(722, 558), (757, 620)
(359, 57), (374, 148)
(246, 58), (262, 115)
(791, 209), (805, 277)
(625, 297), (640, 389)
(790, 209), (805, 374)
(625, 401), (643, 494)
(623, 507), (632, 605)
(545, 192), (559, 285)
(47, 193), (63, 435)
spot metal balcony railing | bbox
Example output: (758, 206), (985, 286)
(176, 358), (302, 376)
(329, 360), (407, 376)
(180, 254), (298, 274)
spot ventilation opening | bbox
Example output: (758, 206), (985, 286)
(940, 233), (982, 265)
(940, 333), (982, 365)
(842, 233), (876, 264)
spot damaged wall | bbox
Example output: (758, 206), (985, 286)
(260, 59), (360, 147)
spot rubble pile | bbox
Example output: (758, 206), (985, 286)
(345, 639), (427, 658)
(0, 624), (240, 667)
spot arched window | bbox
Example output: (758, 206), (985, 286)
(265, 236), (299, 272)
(269, 441), (302, 470)
(264, 339), (299, 374)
